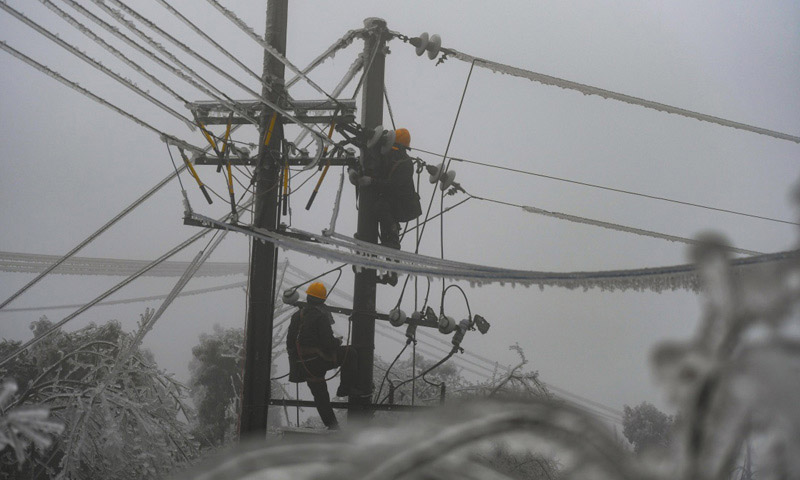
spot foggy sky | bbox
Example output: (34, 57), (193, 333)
(1, 0), (798, 420)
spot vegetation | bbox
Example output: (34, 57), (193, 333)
(0, 315), (197, 479)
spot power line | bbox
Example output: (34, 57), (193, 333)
(0, 1), (194, 128)
(40, 0), (191, 108)
(412, 149), (800, 227)
(433, 41), (800, 144)
(0, 41), (199, 154)
(464, 192), (762, 256)
(87, 0), (258, 126)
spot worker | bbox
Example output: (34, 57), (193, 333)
(287, 282), (361, 429)
(356, 128), (422, 285)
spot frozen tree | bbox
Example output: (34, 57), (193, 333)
(0, 315), (198, 479)
(188, 324), (288, 448)
(621, 402), (673, 453)
(189, 325), (243, 447)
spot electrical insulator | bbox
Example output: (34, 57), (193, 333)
(439, 170), (456, 190)
(438, 314), (456, 334)
(451, 318), (471, 348)
(406, 311), (421, 340)
(427, 34), (442, 59)
(366, 125), (385, 148)
(282, 289), (299, 305)
(427, 163), (444, 183)
(473, 314), (490, 334)
(389, 308), (407, 327)
(410, 32), (442, 59)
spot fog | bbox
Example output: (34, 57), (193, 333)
(1, 0), (798, 425)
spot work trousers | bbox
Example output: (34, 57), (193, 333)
(375, 198), (401, 250)
(303, 345), (359, 428)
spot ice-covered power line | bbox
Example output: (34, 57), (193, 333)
(464, 158), (800, 227)
(39, 0), (192, 111)
(0, 41), (200, 154)
(107, 0), (265, 101)
(204, 0), (342, 106)
(0, 1), (194, 128)
(0, 199), (256, 367)
(465, 193), (762, 256)
(0, 229), (210, 368)
(421, 38), (800, 144)
(412, 149), (800, 227)
(0, 281), (247, 313)
(59, 0), (240, 119)
(154, 0), (265, 88)
(189, 211), (799, 293)
(0, 251), (247, 278)
(284, 28), (366, 90)
(87, 0), (258, 125)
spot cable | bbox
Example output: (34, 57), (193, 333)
(0, 281), (247, 313)
(374, 341), (409, 403)
(0, 41), (199, 154)
(1, 2), (194, 128)
(379, 349), (456, 404)
(465, 191), (762, 256)
(442, 284), (471, 319)
(88, 0), (260, 126)
(439, 61), (476, 308)
(108, 0), (267, 102)
(154, 0), (264, 87)
(429, 154), (800, 227)
(384, 83), (396, 130)
(39, 0), (191, 109)
(192, 212), (799, 293)
(432, 42), (800, 144)
(0, 229), (209, 368)
(204, 0), (346, 112)
(395, 62), (476, 306)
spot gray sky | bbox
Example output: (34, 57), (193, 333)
(1, 0), (798, 420)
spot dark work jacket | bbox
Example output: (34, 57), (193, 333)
(375, 149), (422, 222)
(287, 304), (337, 383)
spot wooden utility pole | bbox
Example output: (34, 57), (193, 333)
(239, 0), (287, 438)
(349, 17), (388, 419)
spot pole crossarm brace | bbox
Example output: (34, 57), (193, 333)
(188, 99), (357, 125)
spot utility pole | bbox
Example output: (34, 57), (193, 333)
(349, 17), (388, 420)
(239, 0), (286, 438)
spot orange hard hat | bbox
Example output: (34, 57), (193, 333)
(306, 282), (327, 300)
(394, 128), (410, 148)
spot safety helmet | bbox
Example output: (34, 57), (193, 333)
(394, 128), (411, 148)
(306, 281), (327, 300)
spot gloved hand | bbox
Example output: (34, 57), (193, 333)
(348, 167), (359, 186)
(357, 176), (373, 187)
